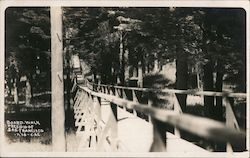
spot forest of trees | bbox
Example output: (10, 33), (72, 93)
(5, 8), (51, 105)
(64, 8), (246, 121)
(5, 7), (246, 119)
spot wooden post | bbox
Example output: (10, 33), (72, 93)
(122, 89), (127, 110)
(147, 94), (152, 123)
(173, 94), (182, 138)
(150, 119), (167, 152)
(225, 97), (240, 153)
(132, 90), (138, 116)
(51, 6), (66, 151)
(149, 91), (167, 151)
(110, 102), (118, 150)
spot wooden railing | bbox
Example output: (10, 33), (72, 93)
(72, 77), (246, 152)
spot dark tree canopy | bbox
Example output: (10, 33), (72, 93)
(5, 7), (51, 92)
(5, 7), (246, 93)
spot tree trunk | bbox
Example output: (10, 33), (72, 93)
(51, 6), (66, 151)
(7, 78), (12, 97)
(196, 64), (202, 90)
(175, 50), (188, 112)
(124, 49), (129, 86)
(111, 63), (117, 84)
(203, 60), (214, 118)
(145, 64), (148, 74)
(25, 79), (31, 106)
(119, 32), (124, 85)
(146, 60), (150, 74)
(153, 52), (159, 73)
(29, 73), (34, 97)
(13, 80), (18, 105)
(238, 65), (246, 92)
(138, 60), (143, 88)
(215, 60), (223, 121)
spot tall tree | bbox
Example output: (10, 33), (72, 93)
(200, 8), (246, 120)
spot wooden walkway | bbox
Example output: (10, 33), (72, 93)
(101, 101), (209, 152)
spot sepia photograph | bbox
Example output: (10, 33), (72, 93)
(0, 1), (249, 157)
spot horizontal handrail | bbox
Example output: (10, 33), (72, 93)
(78, 85), (246, 146)
(86, 79), (246, 98)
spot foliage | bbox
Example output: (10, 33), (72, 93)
(6, 7), (246, 93)
(5, 7), (51, 92)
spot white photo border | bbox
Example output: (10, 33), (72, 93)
(0, 0), (249, 157)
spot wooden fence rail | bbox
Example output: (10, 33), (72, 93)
(72, 77), (246, 152)
(86, 80), (246, 98)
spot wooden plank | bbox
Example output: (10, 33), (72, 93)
(51, 6), (65, 151)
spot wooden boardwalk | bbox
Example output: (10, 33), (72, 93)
(72, 79), (246, 154)
(101, 101), (209, 152)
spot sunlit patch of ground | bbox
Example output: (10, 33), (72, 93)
(187, 95), (204, 106)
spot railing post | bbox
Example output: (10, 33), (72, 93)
(150, 119), (167, 152)
(115, 88), (118, 97)
(97, 84), (101, 92)
(109, 87), (115, 96)
(147, 92), (152, 123)
(122, 89), (128, 110)
(99, 86), (102, 93)
(149, 92), (167, 152)
(106, 86), (109, 94)
(173, 93), (182, 138)
(93, 83), (97, 91)
(103, 86), (107, 94)
(224, 97), (240, 153)
(132, 90), (138, 116)
(100, 86), (104, 93)
(110, 102), (118, 151)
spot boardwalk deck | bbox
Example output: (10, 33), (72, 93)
(101, 102), (209, 152)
